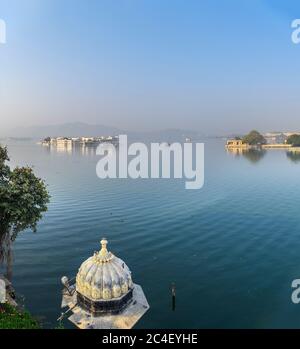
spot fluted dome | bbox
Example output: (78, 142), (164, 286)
(76, 239), (133, 302)
(61, 237), (150, 327)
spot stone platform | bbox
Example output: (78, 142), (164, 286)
(61, 284), (149, 329)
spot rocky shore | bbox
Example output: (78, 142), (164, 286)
(0, 275), (17, 307)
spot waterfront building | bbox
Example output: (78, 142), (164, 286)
(264, 132), (287, 145)
(80, 137), (95, 143)
(226, 139), (249, 149)
(283, 132), (300, 138)
(60, 238), (149, 329)
(42, 136), (119, 148)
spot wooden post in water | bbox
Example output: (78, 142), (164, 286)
(171, 283), (176, 311)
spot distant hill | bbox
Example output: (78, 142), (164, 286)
(6, 122), (124, 139)
(132, 128), (204, 142)
(3, 122), (204, 142)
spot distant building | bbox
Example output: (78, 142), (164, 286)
(264, 132), (287, 145)
(80, 137), (95, 143)
(41, 136), (119, 147)
(226, 139), (249, 148)
(283, 132), (300, 138)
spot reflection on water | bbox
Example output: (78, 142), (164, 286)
(286, 149), (300, 163)
(5, 139), (300, 329)
(227, 148), (266, 163)
(227, 147), (300, 165)
(42, 143), (99, 156)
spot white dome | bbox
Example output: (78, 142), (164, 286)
(76, 239), (133, 301)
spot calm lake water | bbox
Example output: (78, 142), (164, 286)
(3, 138), (300, 328)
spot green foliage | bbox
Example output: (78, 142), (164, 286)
(0, 144), (50, 276)
(0, 146), (10, 185)
(242, 130), (266, 145)
(0, 146), (9, 165)
(55, 322), (65, 329)
(0, 303), (40, 329)
(287, 134), (300, 147)
(0, 144), (50, 239)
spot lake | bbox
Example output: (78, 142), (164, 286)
(2, 138), (300, 328)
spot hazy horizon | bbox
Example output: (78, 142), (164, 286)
(2, 121), (300, 140)
(1, 0), (300, 134)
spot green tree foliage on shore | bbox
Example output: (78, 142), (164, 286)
(287, 134), (300, 147)
(0, 303), (40, 329)
(242, 130), (266, 145)
(0, 145), (50, 278)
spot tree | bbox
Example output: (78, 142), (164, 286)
(287, 134), (300, 147)
(242, 130), (266, 145)
(0, 145), (50, 278)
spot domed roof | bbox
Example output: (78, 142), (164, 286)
(76, 239), (133, 301)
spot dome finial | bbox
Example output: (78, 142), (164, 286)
(100, 238), (108, 256)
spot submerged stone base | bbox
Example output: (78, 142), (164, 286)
(61, 284), (149, 329)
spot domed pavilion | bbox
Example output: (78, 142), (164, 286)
(61, 238), (149, 329)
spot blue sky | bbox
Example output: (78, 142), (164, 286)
(1, 0), (300, 134)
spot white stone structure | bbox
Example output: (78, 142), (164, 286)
(61, 239), (149, 329)
(0, 279), (6, 303)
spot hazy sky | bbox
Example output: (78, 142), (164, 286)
(1, 0), (300, 134)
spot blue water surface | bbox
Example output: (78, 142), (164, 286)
(3, 139), (300, 328)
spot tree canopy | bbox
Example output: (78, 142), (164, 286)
(0, 303), (40, 329)
(242, 130), (266, 145)
(287, 134), (300, 147)
(0, 145), (50, 275)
